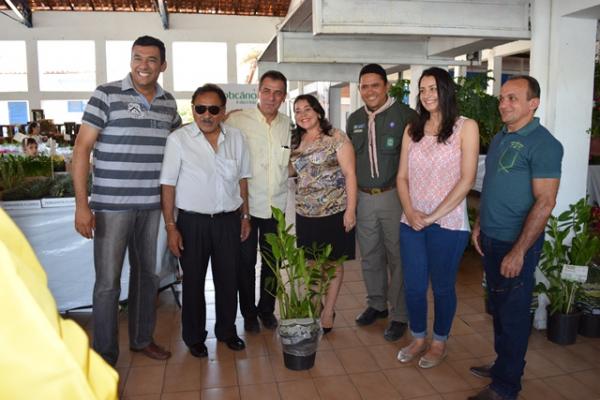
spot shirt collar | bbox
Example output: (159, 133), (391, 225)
(121, 73), (165, 98)
(191, 123), (226, 144)
(253, 104), (281, 125)
(501, 117), (540, 137)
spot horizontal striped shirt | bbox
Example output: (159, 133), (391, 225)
(82, 74), (182, 211)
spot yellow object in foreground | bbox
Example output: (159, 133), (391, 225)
(0, 209), (118, 399)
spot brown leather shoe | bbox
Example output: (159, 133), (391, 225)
(131, 342), (171, 360)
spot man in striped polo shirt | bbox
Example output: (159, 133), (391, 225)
(72, 36), (182, 366)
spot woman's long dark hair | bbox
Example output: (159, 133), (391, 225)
(291, 94), (333, 150)
(409, 67), (459, 144)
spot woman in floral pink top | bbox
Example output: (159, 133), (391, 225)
(395, 67), (479, 368)
(291, 94), (357, 333)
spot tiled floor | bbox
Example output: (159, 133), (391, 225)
(67, 250), (600, 400)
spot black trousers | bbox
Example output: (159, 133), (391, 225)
(238, 215), (277, 319)
(177, 210), (240, 345)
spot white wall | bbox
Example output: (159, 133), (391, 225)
(531, 0), (598, 214)
(0, 11), (282, 110)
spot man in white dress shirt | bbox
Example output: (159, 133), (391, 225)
(160, 84), (251, 357)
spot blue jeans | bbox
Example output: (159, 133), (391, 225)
(93, 209), (161, 366)
(481, 231), (544, 400)
(400, 223), (469, 341)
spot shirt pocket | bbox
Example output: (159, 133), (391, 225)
(216, 156), (239, 182)
(497, 147), (521, 173)
(378, 132), (401, 155)
(351, 133), (367, 154)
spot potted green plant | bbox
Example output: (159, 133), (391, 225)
(536, 198), (600, 344)
(264, 207), (341, 370)
(455, 73), (502, 153)
(577, 264), (600, 337)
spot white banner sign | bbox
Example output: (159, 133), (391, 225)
(220, 84), (258, 110)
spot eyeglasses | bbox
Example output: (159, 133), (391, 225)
(194, 105), (221, 115)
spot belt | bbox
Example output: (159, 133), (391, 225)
(179, 209), (237, 218)
(358, 185), (396, 195)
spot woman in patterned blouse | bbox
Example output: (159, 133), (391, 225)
(290, 94), (357, 333)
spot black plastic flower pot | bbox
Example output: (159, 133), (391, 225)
(283, 351), (316, 370)
(546, 310), (581, 345)
(278, 318), (321, 370)
(578, 313), (600, 338)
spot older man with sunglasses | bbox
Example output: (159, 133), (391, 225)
(160, 84), (251, 357)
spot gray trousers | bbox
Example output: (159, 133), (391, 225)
(356, 190), (408, 322)
(92, 209), (161, 366)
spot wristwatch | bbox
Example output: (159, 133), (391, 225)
(241, 213), (251, 220)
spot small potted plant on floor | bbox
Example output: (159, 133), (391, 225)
(264, 207), (341, 370)
(536, 198), (600, 345)
(577, 264), (600, 337)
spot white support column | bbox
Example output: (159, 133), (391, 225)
(349, 82), (362, 112)
(95, 39), (107, 88)
(486, 52), (503, 96)
(530, 0), (597, 214)
(530, 0), (552, 125)
(25, 39), (41, 111)
(329, 86), (342, 130)
(162, 40), (174, 93)
(408, 65), (426, 109)
(453, 55), (467, 80)
(227, 42), (237, 84)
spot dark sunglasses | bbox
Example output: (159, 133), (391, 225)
(194, 105), (221, 115)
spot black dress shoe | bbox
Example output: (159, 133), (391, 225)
(188, 343), (208, 358)
(244, 317), (260, 333)
(470, 363), (493, 378)
(383, 320), (407, 341)
(355, 307), (388, 326)
(222, 336), (246, 351)
(259, 313), (278, 329)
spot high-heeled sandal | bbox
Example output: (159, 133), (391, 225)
(322, 311), (336, 334)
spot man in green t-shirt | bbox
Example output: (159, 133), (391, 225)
(346, 64), (417, 341)
(469, 76), (563, 400)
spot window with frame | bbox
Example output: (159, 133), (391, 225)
(40, 100), (87, 124)
(0, 41), (27, 92)
(173, 42), (227, 91)
(38, 41), (96, 91)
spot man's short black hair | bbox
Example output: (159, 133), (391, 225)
(191, 83), (227, 107)
(259, 70), (287, 92)
(132, 36), (166, 64)
(507, 75), (541, 100)
(359, 63), (388, 84)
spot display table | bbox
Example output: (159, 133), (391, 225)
(2, 198), (177, 312)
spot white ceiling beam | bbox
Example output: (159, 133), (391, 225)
(312, 0), (530, 39)
(276, 31), (471, 66)
(155, 0), (169, 29)
(483, 40), (531, 59)
(3, 0), (32, 28)
(428, 37), (508, 58)
(258, 61), (363, 82)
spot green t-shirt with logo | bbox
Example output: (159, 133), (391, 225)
(346, 101), (417, 188)
(480, 118), (563, 242)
